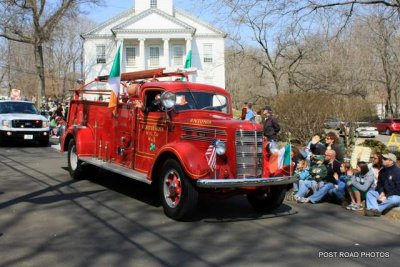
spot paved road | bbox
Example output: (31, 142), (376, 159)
(0, 144), (399, 267)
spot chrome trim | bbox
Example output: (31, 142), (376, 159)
(236, 130), (263, 178)
(79, 156), (150, 184)
(197, 176), (298, 188)
(181, 135), (227, 142)
(181, 126), (226, 135)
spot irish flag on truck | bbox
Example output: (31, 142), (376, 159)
(108, 45), (121, 114)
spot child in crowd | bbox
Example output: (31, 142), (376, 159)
(329, 162), (352, 206)
(292, 159), (312, 195)
(294, 155), (327, 202)
(346, 161), (375, 211)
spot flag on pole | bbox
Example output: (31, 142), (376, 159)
(205, 139), (217, 172)
(184, 50), (192, 68)
(181, 50), (192, 81)
(108, 45), (122, 115)
(269, 144), (292, 174)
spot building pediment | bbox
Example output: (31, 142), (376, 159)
(112, 8), (195, 34)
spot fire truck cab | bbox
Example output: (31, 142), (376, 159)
(61, 68), (296, 220)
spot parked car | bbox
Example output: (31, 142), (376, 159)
(355, 126), (379, 138)
(324, 118), (344, 129)
(374, 118), (400, 135)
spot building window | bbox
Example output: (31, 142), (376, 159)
(126, 46), (136, 66)
(96, 45), (106, 64)
(173, 46), (184, 66)
(150, 0), (157, 8)
(203, 44), (213, 63)
(149, 46), (160, 67)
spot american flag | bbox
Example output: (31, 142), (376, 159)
(205, 140), (217, 172)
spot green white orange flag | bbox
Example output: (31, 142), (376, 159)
(181, 50), (192, 81)
(107, 45), (121, 114)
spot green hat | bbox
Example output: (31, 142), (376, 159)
(313, 155), (324, 162)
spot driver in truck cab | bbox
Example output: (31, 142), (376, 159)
(144, 93), (163, 112)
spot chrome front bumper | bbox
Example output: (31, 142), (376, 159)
(196, 176), (298, 189)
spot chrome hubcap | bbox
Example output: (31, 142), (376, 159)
(163, 170), (182, 208)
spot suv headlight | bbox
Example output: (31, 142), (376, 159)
(215, 140), (226, 155)
(42, 121), (49, 128)
(1, 120), (10, 127)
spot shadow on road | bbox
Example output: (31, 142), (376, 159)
(85, 167), (297, 222)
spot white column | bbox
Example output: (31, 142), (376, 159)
(139, 38), (146, 70)
(185, 37), (192, 54)
(163, 38), (170, 68)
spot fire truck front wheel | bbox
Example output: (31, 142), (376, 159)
(246, 185), (287, 213)
(67, 139), (85, 180)
(159, 159), (199, 221)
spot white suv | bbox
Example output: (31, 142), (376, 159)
(0, 100), (50, 146)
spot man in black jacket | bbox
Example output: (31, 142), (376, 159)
(263, 106), (280, 141)
(365, 153), (400, 216)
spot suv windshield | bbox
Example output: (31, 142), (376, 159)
(0, 102), (39, 114)
(173, 91), (229, 114)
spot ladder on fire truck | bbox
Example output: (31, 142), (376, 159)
(72, 67), (197, 100)
(96, 67), (197, 82)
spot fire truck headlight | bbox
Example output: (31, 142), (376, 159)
(161, 91), (176, 109)
(215, 140), (226, 155)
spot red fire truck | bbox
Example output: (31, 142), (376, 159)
(61, 68), (296, 220)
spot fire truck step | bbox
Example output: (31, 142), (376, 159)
(79, 157), (150, 184)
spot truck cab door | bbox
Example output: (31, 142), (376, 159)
(134, 89), (168, 172)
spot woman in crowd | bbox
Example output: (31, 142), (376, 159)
(324, 132), (344, 163)
(346, 161), (375, 211)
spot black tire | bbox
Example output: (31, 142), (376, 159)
(67, 139), (85, 180)
(159, 159), (198, 220)
(39, 137), (49, 147)
(386, 128), (392, 135)
(247, 185), (287, 212)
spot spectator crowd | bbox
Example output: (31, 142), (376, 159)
(240, 102), (400, 217)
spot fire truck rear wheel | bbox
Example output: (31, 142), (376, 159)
(68, 139), (84, 180)
(246, 185), (287, 213)
(159, 159), (199, 221)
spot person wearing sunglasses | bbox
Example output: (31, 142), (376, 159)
(365, 153), (400, 216)
(324, 132), (344, 163)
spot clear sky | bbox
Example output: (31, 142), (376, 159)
(86, 0), (195, 23)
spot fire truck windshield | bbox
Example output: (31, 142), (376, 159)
(174, 91), (229, 113)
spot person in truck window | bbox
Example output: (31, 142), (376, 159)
(145, 93), (164, 112)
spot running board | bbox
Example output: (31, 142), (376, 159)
(79, 157), (151, 184)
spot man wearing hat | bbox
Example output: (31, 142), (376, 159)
(262, 106), (280, 141)
(365, 153), (400, 216)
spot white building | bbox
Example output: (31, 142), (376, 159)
(82, 0), (226, 88)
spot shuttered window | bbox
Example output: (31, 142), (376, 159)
(203, 44), (213, 63)
(173, 46), (184, 66)
(149, 46), (160, 66)
(126, 47), (136, 66)
(96, 45), (106, 64)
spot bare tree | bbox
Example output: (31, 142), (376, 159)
(0, 0), (103, 104)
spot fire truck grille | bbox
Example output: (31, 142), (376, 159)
(12, 120), (42, 128)
(235, 130), (263, 178)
